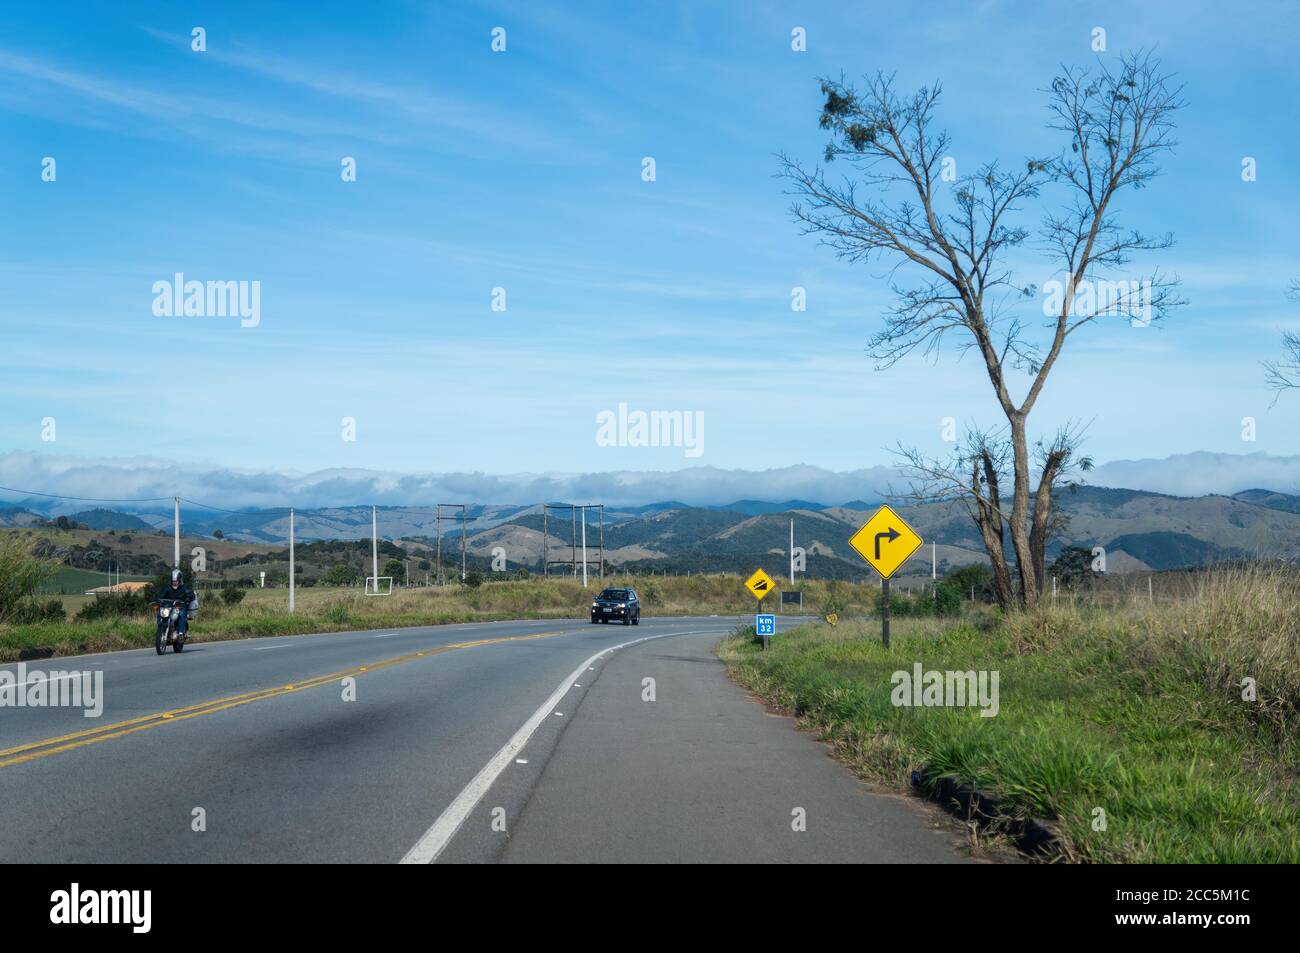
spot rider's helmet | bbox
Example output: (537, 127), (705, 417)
(170, 569), (183, 587)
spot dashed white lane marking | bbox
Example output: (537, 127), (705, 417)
(399, 628), (712, 864)
(252, 644), (294, 651)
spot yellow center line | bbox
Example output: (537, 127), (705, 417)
(0, 629), (568, 769)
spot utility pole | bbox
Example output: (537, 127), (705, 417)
(372, 505), (379, 592)
(789, 519), (794, 584)
(173, 496), (180, 569)
(434, 504), (468, 585)
(581, 505), (588, 588)
(289, 507), (295, 613)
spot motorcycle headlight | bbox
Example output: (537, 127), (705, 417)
(160, 608), (170, 618)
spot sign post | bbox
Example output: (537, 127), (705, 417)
(847, 504), (923, 649)
(880, 578), (890, 648)
(744, 569), (776, 647)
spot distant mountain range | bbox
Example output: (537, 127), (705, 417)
(6, 485), (1300, 578)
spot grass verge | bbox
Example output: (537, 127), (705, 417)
(718, 567), (1300, 863)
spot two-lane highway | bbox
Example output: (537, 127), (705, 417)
(0, 616), (967, 863)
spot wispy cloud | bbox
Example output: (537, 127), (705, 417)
(137, 26), (581, 157)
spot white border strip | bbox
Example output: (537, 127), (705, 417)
(399, 629), (703, 864)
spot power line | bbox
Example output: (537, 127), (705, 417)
(0, 484), (173, 504)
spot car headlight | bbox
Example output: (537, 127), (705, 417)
(591, 602), (598, 608)
(618, 602), (627, 608)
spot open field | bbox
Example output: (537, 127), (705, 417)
(719, 566), (1300, 862)
(0, 574), (877, 661)
(37, 566), (151, 595)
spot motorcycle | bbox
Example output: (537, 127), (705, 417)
(153, 597), (190, 655)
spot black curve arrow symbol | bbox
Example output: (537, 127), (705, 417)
(873, 528), (900, 559)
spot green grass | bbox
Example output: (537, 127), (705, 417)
(718, 569), (1300, 863)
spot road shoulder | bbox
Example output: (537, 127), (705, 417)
(497, 630), (973, 863)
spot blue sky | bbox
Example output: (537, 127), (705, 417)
(1, 0), (1298, 500)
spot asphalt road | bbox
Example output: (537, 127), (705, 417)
(0, 615), (968, 863)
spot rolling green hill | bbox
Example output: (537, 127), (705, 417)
(9, 482), (1300, 580)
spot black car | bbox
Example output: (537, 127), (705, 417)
(590, 587), (640, 625)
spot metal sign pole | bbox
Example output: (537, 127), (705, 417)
(881, 576), (891, 649)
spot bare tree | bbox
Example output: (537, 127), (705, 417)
(893, 425), (1091, 610)
(1263, 280), (1300, 398)
(782, 51), (1184, 606)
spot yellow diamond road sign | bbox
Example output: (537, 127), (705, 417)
(744, 568), (776, 600)
(848, 505), (924, 579)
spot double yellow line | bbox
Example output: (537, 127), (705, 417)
(0, 630), (565, 769)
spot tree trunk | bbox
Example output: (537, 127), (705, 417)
(971, 452), (1015, 610)
(1007, 414), (1038, 606)
(1029, 451), (1066, 592)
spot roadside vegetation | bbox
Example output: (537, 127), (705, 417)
(719, 564), (1300, 863)
(0, 556), (890, 660)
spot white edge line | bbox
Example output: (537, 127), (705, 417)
(398, 628), (708, 864)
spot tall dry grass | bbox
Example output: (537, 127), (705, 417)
(1006, 564), (1300, 740)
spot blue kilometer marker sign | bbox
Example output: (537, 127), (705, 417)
(756, 614), (776, 636)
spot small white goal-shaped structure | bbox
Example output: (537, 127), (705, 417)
(364, 576), (393, 596)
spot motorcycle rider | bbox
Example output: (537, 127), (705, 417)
(158, 569), (198, 636)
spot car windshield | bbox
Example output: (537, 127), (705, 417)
(599, 589), (629, 600)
